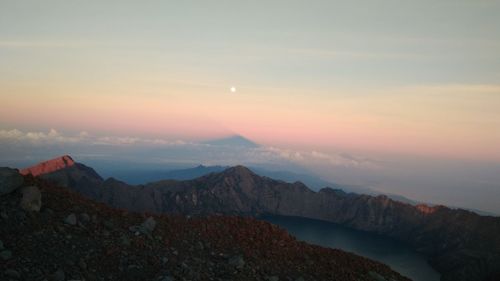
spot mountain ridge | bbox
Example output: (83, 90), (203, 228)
(1, 167), (408, 281)
(22, 155), (500, 281)
(20, 155), (75, 177)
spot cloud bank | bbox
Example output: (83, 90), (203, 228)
(0, 128), (375, 170)
(0, 129), (186, 146)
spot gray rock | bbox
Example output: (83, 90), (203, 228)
(267, 276), (279, 281)
(42, 208), (54, 221)
(130, 217), (157, 236)
(228, 255), (245, 269)
(51, 269), (66, 281)
(128, 225), (140, 234)
(0, 250), (12, 260)
(0, 167), (24, 196)
(15, 210), (26, 221)
(141, 217), (156, 234)
(103, 220), (114, 229)
(64, 213), (77, 225)
(0, 240), (4, 250)
(20, 185), (42, 212)
(80, 213), (90, 222)
(120, 235), (131, 246)
(159, 276), (174, 281)
(78, 258), (87, 270)
(126, 265), (143, 279)
(4, 269), (21, 279)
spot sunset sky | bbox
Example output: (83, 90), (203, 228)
(1, 0), (500, 162)
(2, 1), (500, 213)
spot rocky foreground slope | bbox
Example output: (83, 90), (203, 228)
(0, 167), (408, 281)
(20, 156), (500, 281)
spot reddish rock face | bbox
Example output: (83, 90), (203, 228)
(20, 155), (75, 177)
(416, 204), (438, 215)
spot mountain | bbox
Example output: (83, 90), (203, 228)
(108, 164), (419, 205)
(109, 163), (378, 194)
(160, 164), (227, 180)
(22, 155), (104, 199)
(250, 167), (353, 190)
(0, 168), (407, 281)
(96, 165), (229, 185)
(20, 155), (76, 177)
(23, 158), (416, 206)
(22, 156), (500, 281)
(203, 135), (260, 148)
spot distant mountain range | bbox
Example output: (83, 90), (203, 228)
(101, 163), (419, 204)
(20, 155), (500, 281)
(112, 164), (499, 216)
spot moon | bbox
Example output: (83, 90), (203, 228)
(230, 86), (236, 93)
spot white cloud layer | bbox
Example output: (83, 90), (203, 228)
(263, 147), (377, 169)
(0, 128), (376, 169)
(0, 129), (186, 146)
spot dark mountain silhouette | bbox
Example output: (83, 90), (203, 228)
(21, 156), (500, 281)
(106, 163), (411, 201)
(203, 135), (260, 148)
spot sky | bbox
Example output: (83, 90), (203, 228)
(1, 1), (500, 213)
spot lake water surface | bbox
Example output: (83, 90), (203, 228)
(262, 215), (440, 281)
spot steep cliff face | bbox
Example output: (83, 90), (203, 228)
(23, 156), (500, 281)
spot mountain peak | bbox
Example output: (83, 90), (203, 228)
(222, 165), (256, 177)
(203, 135), (259, 148)
(20, 155), (75, 177)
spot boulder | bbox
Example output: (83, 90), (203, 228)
(64, 213), (77, 225)
(228, 255), (245, 269)
(141, 217), (157, 234)
(20, 186), (42, 212)
(4, 269), (21, 279)
(50, 269), (65, 281)
(130, 217), (157, 236)
(0, 250), (12, 260)
(0, 168), (23, 196)
(159, 276), (174, 281)
(78, 258), (87, 270)
(80, 213), (90, 222)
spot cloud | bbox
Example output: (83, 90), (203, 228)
(0, 128), (82, 144)
(262, 147), (377, 169)
(0, 128), (377, 169)
(0, 128), (185, 146)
